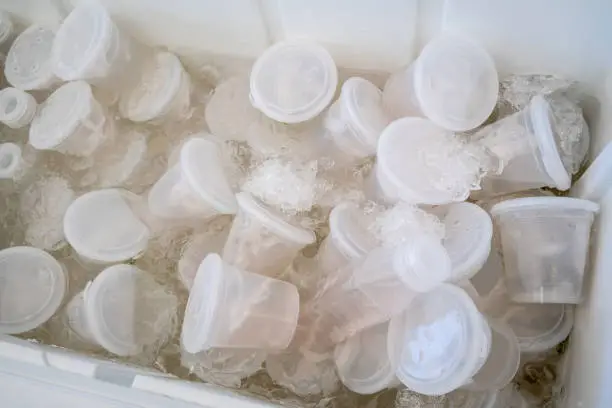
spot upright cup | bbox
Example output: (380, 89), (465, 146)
(0, 88), (37, 129)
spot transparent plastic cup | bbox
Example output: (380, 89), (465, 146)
(334, 322), (400, 395)
(5, 25), (60, 90)
(119, 51), (192, 123)
(366, 118), (487, 205)
(491, 197), (599, 304)
(266, 350), (340, 396)
(382, 35), (498, 132)
(0, 11), (13, 46)
(0, 87), (37, 129)
(388, 284), (520, 396)
(250, 41), (338, 124)
(29, 81), (115, 157)
(322, 77), (391, 160)
(222, 192), (315, 277)
(475, 95), (572, 195)
(181, 253), (300, 353)
(0, 142), (23, 180)
(0, 246), (67, 334)
(63, 189), (151, 264)
(65, 264), (178, 356)
(178, 227), (230, 290)
(148, 138), (238, 221)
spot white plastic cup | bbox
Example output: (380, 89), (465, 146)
(63, 189), (151, 264)
(5, 25), (60, 90)
(266, 350), (340, 396)
(0, 142), (23, 180)
(475, 95), (572, 195)
(0, 87), (37, 129)
(367, 118), (488, 205)
(250, 41), (338, 124)
(491, 197), (599, 304)
(388, 284), (519, 396)
(119, 51), (192, 123)
(382, 35), (498, 132)
(334, 322), (400, 395)
(222, 192), (315, 277)
(181, 253), (300, 353)
(65, 264), (178, 356)
(0, 246), (67, 334)
(148, 138), (238, 221)
(0, 11), (14, 46)
(29, 81), (115, 157)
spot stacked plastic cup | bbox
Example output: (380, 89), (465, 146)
(0, 142), (23, 180)
(29, 81), (115, 157)
(0, 87), (37, 129)
(148, 138), (238, 221)
(5, 25), (60, 91)
(0, 11), (13, 47)
(388, 284), (520, 395)
(63, 189), (151, 264)
(334, 322), (400, 395)
(491, 197), (599, 304)
(0, 247), (67, 334)
(64, 264), (178, 356)
(475, 95), (572, 196)
(250, 41), (338, 124)
(119, 51), (192, 123)
(382, 35), (498, 132)
(222, 192), (315, 277)
(181, 254), (300, 353)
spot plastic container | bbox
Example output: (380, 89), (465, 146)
(491, 197), (599, 304)
(119, 51), (192, 123)
(475, 95), (572, 195)
(382, 35), (498, 132)
(29, 81), (114, 157)
(249, 40), (338, 124)
(334, 322), (400, 395)
(0, 142), (23, 180)
(63, 189), (151, 264)
(322, 77), (391, 160)
(181, 254), (300, 353)
(388, 284), (519, 396)
(147, 138), (238, 221)
(0, 87), (37, 129)
(4, 25), (60, 90)
(367, 117), (486, 205)
(0, 246), (67, 334)
(65, 264), (178, 356)
(0, 11), (13, 46)
(222, 192), (315, 277)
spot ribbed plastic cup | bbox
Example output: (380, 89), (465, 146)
(0, 87), (37, 129)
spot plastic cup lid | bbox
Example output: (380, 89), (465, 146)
(490, 196), (600, 217)
(0, 142), (22, 179)
(413, 35), (498, 132)
(63, 189), (151, 263)
(29, 81), (94, 151)
(504, 304), (574, 353)
(5, 25), (57, 90)
(250, 41), (338, 124)
(528, 95), (572, 190)
(0, 246), (67, 334)
(235, 192), (315, 245)
(334, 322), (398, 394)
(180, 138), (238, 214)
(119, 52), (184, 122)
(181, 253), (226, 353)
(328, 202), (376, 260)
(392, 236), (452, 292)
(387, 284), (492, 396)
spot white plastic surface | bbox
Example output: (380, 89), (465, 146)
(0, 88), (37, 129)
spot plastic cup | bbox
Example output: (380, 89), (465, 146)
(148, 138), (238, 221)
(182, 347), (266, 387)
(250, 41), (338, 124)
(388, 284), (519, 396)
(0, 87), (37, 129)
(181, 253), (300, 353)
(266, 351), (340, 396)
(382, 35), (498, 132)
(0, 246), (67, 334)
(0, 11), (13, 46)
(491, 197), (599, 304)
(65, 264), (178, 356)
(178, 227), (230, 290)
(119, 51), (192, 123)
(29, 81), (115, 157)
(63, 189), (151, 264)
(322, 77), (391, 160)
(366, 118), (486, 205)
(222, 192), (315, 277)
(334, 322), (400, 395)
(475, 95), (572, 195)
(0, 142), (23, 180)
(5, 25), (60, 90)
